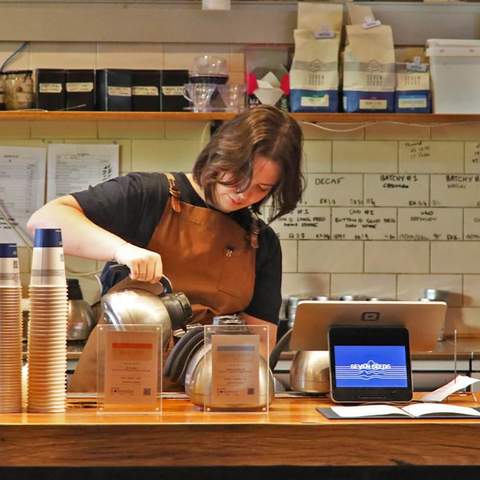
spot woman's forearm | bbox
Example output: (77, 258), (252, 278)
(27, 195), (127, 261)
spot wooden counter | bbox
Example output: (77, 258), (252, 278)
(1, 395), (480, 468)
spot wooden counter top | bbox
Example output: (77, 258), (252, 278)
(1, 395), (480, 468)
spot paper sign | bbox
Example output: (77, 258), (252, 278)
(211, 334), (260, 407)
(47, 143), (119, 201)
(421, 375), (480, 402)
(103, 330), (159, 406)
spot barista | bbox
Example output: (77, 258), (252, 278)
(27, 105), (304, 367)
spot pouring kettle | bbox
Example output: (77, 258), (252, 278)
(69, 265), (192, 392)
(101, 266), (192, 349)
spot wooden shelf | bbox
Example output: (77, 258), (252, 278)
(1, 111), (480, 124)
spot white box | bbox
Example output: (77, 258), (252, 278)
(426, 39), (480, 114)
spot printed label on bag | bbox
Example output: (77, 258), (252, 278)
(132, 86), (159, 96)
(39, 83), (62, 94)
(301, 95), (329, 108)
(359, 98), (387, 110)
(398, 97), (427, 109)
(162, 86), (183, 96)
(66, 82), (94, 93)
(108, 86), (131, 97)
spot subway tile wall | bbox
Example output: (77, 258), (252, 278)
(1, 41), (480, 336)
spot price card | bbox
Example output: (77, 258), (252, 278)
(103, 329), (159, 407)
(211, 334), (260, 408)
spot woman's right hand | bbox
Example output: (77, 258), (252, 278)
(113, 242), (163, 283)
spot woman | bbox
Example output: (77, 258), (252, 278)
(28, 105), (304, 350)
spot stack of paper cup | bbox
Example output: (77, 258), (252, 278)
(28, 228), (68, 413)
(0, 243), (23, 413)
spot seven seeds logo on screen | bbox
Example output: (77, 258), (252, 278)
(334, 346), (408, 388)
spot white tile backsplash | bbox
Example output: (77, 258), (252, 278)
(5, 40), (480, 339)
(302, 173), (363, 207)
(332, 207), (397, 241)
(398, 208), (463, 241)
(299, 241), (363, 273)
(281, 273), (330, 298)
(365, 174), (429, 207)
(270, 207), (331, 241)
(303, 141), (332, 173)
(464, 209), (480, 241)
(431, 174), (480, 207)
(465, 142), (480, 173)
(431, 242), (480, 274)
(280, 240), (297, 273)
(397, 274), (463, 306)
(399, 141), (464, 173)
(333, 141), (397, 173)
(331, 274), (396, 300)
(364, 241), (429, 274)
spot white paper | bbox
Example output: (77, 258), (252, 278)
(421, 375), (480, 402)
(103, 329), (159, 407)
(47, 144), (119, 201)
(211, 334), (260, 407)
(0, 146), (47, 246)
(259, 71), (281, 88)
(330, 401), (480, 418)
(331, 404), (408, 418)
(404, 402), (480, 418)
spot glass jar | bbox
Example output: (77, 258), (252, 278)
(0, 73), (5, 110)
(4, 70), (34, 110)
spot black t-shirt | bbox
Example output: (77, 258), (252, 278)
(72, 172), (282, 324)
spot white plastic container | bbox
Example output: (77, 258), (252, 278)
(426, 39), (480, 114)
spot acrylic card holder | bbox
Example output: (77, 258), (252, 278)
(97, 324), (162, 414)
(195, 324), (271, 413)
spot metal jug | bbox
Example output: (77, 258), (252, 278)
(66, 278), (96, 341)
(101, 270), (192, 349)
(270, 328), (330, 394)
(166, 316), (274, 409)
(69, 266), (192, 392)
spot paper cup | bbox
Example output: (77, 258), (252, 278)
(30, 229), (66, 287)
(0, 244), (21, 288)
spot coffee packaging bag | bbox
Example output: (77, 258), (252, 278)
(343, 5), (395, 112)
(395, 47), (431, 113)
(290, 3), (343, 112)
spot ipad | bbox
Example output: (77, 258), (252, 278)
(328, 326), (412, 404)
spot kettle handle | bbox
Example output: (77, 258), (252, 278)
(108, 263), (173, 294)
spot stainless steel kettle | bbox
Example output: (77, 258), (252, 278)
(101, 271), (192, 349)
(270, 328), (330, 394)
(165, 316), (274, 409)
(69, 266), (192, 392)
(66, 278), (96, 341)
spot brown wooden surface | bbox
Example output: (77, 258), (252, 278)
(0, 395), (480, 467)
(2, 111), (480, 124)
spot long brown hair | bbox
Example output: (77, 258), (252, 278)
(192, 105), (304, 222)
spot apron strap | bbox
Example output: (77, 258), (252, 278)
(165, 173), (182, 213)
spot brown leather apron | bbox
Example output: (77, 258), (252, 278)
(69, 173), (257, 392)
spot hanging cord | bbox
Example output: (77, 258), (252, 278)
(0, 42), (29, 73)
(300, 119), (480, 132)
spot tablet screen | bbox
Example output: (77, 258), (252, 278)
(329, 326), (412, 403)
(333, 345), (409, 388)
